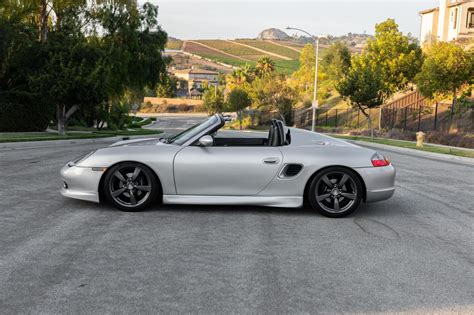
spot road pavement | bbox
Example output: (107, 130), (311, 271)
(0, 115), (473, 313)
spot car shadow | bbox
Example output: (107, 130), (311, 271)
(65, 196), (403, 219)
(148, 199), (402, 219)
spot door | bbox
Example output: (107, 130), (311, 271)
(174, 146), (282, 195)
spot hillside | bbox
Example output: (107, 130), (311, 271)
(166, 38), (305, 74)
(165, 29), (373, 74)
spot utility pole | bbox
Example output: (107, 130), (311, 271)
(287, 27), (325, 132)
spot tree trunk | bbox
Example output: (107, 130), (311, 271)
(368, 113), (373, 140)
(359, 106), (373, 140)
(57, 104), (66, 136)
(239, 110), (243, 130)
(450, 90), (457, 131)
(38, 0), (48, 42)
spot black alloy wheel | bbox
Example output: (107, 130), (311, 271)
(104, 162), (158, 212)
(309, 167), (363, 218)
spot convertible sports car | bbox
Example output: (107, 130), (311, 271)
(60, 114), (395, 217)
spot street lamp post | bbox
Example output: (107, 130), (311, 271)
(286, 26), (323, 132)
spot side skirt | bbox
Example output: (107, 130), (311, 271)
(162, 195), (303, 208)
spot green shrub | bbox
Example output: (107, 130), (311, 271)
(0, 92), (54, 132)
(109, 101), (131, 130)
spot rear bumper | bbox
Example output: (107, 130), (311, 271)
(365, 187), (395, 203)
(356, 165), (396, 203)
(60, 164), (102, 203)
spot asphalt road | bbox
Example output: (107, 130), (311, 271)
(0, 115), (473, 313)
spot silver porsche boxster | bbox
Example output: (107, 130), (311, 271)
(60, 114), (395, 217)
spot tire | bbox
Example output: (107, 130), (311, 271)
(308, 167), (363, 218)
(103, 162), (159, 212)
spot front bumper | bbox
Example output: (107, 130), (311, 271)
(356, 164), (396, 203)
(60, 164), (103, 203)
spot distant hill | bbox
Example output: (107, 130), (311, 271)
(165, 29), (376, 74)
(256, 28), (291, 40)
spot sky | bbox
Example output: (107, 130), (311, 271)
(149, 0), (439, 39)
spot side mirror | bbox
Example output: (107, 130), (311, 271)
(198, 135), (213, 147)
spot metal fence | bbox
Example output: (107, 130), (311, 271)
(295, 89), (473, 133)
(294, 105), (474, 133)
(294, 107), (380, 130)
(380, 102), (474, 133)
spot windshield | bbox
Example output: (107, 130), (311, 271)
(168, 116), (218, 145)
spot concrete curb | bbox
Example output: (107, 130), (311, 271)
(349, 140), (474, 165)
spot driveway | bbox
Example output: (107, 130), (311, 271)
(0, 115), (473, 313)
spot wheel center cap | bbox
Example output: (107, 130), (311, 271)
(331, 188), (340, 196)
(127, 184), (134, 190)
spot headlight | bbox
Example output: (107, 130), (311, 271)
(68, 150), (96, 167)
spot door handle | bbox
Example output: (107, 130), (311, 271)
(263, 157), (279, 164)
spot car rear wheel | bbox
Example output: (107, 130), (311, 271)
(104, 162), (158, 212)
(309, 167), (362, 218)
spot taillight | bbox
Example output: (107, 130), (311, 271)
(371, 153), (390, 167)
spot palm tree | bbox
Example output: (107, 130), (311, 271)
(226, 63), (255, 90)
(256, 56), (275, 77)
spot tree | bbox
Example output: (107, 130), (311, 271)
(335, 19), (423, 138)
(37, 2), (168, 134)
(226, 88), (251, 130)
(291, 43), (327, 101)
(365, 19), (423, 97)
(0, 3), (40, 92)
(202, 87), (224, 114)
(156, 74), (178, 98)
(226, 64), (254, 90)
(415, 42), (474, 122)
(249, 74), (297, 124)
(97, 2), (168, 103)
(255, 57), (275, 77)
(320, 42), (351, 83)
(337, 54), (384, 139)
(29, 33), (109, 135)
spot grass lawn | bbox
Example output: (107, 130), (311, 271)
(0, 129), (163, 143)
(332, 135), (474, 159)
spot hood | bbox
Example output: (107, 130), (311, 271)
(109, 137), (165, 147)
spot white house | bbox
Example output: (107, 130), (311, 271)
(171, 68), (219, 94)
(420, 0), (474, 47)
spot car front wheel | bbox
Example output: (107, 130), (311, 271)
(309, 167), (363, 218)
(104, 162), (158, 212)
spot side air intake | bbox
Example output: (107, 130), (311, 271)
(281, 164), (303, 178)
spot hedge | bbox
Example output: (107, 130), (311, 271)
(0, 92), (54, 132)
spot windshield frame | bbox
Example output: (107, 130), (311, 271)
(168, 115), (221, 146)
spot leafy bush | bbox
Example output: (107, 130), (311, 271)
(226, 116), (252, 130)
(108, 101), (131, 130)
(0, 92), (54, 132)
(425, 131), (474, 149)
